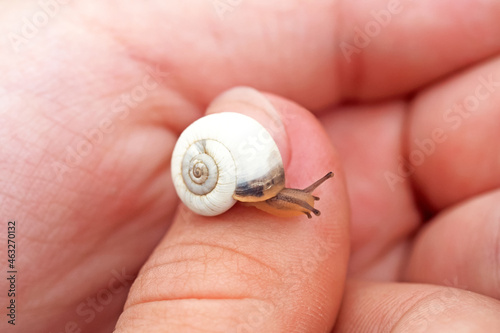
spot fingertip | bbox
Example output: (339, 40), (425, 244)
(264, 92), (350, 227)
(207, 87), (351, 317)
(119, 87), (350, 332)
(335, 281), (500, 332)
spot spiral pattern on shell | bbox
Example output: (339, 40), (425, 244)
(171, 112), (285, 216)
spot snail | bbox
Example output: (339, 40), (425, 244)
(171, 112), (333, 218)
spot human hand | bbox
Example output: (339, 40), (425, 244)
(1, 1), (500, 332)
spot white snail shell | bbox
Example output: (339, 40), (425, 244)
(171, 112), (285, 216)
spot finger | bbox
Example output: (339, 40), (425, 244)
(337, 0), (500, 100)
(0, 28), (189, 333)
(116, 87), (350, 332)
(320, 102), (420, 280)
(334, 281), (500, 332)
(404, 189), (500, 300)
(71, 1), (500, 109)
(406, 57), (500, 210)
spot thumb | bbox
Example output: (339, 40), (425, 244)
(115, 87), (350, 332)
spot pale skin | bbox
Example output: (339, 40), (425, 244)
(2, 1), (500, 332)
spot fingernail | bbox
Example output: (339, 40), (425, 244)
(206, 86), (290, 167)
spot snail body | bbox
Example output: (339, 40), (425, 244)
(171, 112), (332, 218)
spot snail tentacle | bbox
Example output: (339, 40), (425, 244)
(246, 173), (333, 218)
(303, 172), (334, 193)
